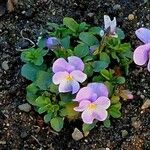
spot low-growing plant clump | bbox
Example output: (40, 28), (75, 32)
(21, 15), (133, 135)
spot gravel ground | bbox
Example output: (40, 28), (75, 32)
(0, 0), (150, 149)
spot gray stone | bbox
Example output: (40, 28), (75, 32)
(21, 131), (28, 138)
(0, 141), (6, 144)
(87, 12), (94, 17)
(2, 61), (9, 71)
(113, 4), (121, 10)
(72, 128), (83, 141)
(18, 103), (31, 112)
(121, 130), (128, 138)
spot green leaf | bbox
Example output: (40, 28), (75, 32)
(92, 61), (109, 72)
(74, 43), (89, 58)
(63, 17), (79, 32)
(92, 75), (104, 82)
(100, 69), (112, 80)
(89, 27), (101, 35)
(26, 92), (38, 106)
(50, 117), (64, 132)
(79, 32), (99, 46)
(26, 83), (39, 105)
(38, 37), (46, 49)
(111, 95), (120, 104)
(79, 22), (89, 32)
(35, 96), (50, 107)
(116, 76), (125, 84)
(60, 93), (73, 103)
(47, 22), (59, 30)
(21, 48), (48, 66)
(100, 52), (110, 64)
(82, 122), (96, 136)
(109, 103), (122, 118)
(109, 108), (121, 118)
(38, 106), (48, 114)
(59, 102), (78, 120)
(49, 83), (58, 94)
(84, 63), (93, 77)
(35, 70), (52, 90)
(26, 83), (39, 94)
(44, 113), (52, 123)
(111, 52), (120, 62)
(118, 43), (131, 52)
(105, 81), (114, 97)
(116, 28), (125, 40)
(83, 55), (93, 62)
(60, 36), (70, 49)
(103, 118), (111, 128)
(21, 63), (42, 81)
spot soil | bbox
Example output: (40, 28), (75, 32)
(0, 0), (150, 150)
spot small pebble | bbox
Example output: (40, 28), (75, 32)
(132, 120), (141, 129)
(72, 128), (83, 141)
(2, 61), (9, 71)
(87, 12), (94, 17)
(21, 131), (28, 138)
(0, 141), (6, 145)
(18, 103), (31, 112)
(0, 5), (6, 17)
(141, 99), (150, 110)
(113, 4), (121, 10)
(121, 130), (128, 138)
(128, 14), (134, 20)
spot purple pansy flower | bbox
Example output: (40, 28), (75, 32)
(46, 37), (60, 50)
(133, 28), (150, 71)
(74, 83), (110, 124)
(100, 15), (117, 37)
(52, 56), (87, 94)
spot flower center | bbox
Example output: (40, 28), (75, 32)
(66, 74), (73, 81)
(88, 103), (96, 110)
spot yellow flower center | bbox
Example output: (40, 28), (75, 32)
(88, 103), (96, 110)
(66, 75), (73, 81)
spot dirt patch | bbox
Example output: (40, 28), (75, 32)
(0, 0), (150, 149)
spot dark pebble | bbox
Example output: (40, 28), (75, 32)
(0, 5), (6, 17)
(18, 39), (30, 49)
(20, 131), (28, 138)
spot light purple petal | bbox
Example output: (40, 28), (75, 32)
(94, 96), (110, 109)
(52, 71), (68, 85)
(81, 109), (94, 124)
(88, 83), (109, 98)
(104, 15), (111, 30)
(147, 60), (150, 72)
(70, 70), (87, 83)
(135, 28), (150, 44)
(74, 100), (91, 112)
(93, 109), (108, 121)
(52, 58), (69, 73)
(75, 87), (94, 102)
(110, 17), (116, 33)
(133, 43), (150, 65)
(68, 56), (84, 71)
(71, 80), (80, 94)
(59, 81), (72, 93)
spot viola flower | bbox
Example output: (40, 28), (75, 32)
(74, 83), (110, 124)
(100, 15), (117, 37)
(133, 28), (150, 71)
(46, 37), (60, 50)
(52, 56), (87, 94)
